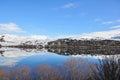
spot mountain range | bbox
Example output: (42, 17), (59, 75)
(0, 29), (120, 46)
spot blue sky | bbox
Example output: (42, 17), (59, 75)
(0, 0), (120, 38)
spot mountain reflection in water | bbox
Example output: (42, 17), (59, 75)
(0, 48), (119, 68)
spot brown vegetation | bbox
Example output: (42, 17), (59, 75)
(0, 57), (119, 80)
(90, 56), (120, 80)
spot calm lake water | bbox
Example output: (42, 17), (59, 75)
(0, 47), (119, 69)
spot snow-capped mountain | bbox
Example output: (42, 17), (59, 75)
(76, 29), (120, 40)
(0, 29), (120, 46)
(0, 34), (51, 46)
(58, 29), (120, 40)
(111, 34), (120, 40)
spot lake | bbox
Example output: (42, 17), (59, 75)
(0, 47), (119, 68)
(0, 47), (119, 80)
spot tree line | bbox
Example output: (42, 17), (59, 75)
(46, 38), (120, 49)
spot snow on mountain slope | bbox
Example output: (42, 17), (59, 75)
(111, 33), (120, 40)
(76, 29), (120, 40)
(3, 34), (50, 42)
(0, 29), (120, 46)
(0, 34), (51, 46)
(58, 29), (120, 40)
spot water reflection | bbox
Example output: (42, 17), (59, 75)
(0, 48), (48, 67)
(0, 50), (4, 56)
(47, 48), (120, 55)
(47, 48), (120, 62)
(0, 47), (119, 68)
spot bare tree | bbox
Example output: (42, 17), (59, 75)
(91, 55), (120, 80)
(63, 57), (93, 80)
(34, 64), (57, 80)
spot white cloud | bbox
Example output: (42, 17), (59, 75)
(110, 25), (120, 29)
(53, 2), (78, 10)
(102, 21), (113, 25)
(62, 2), (76, 9)
(94, 18), (101, 22)
(0, 23), (24, 33)
(79, 12), (87, 16)
(101, 19), (120, 25)
(116, 19), (120, 23)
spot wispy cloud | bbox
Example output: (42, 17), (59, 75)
(79, 12), (87, 16)
(61, 2), (76, 9)
(101, 19), (120, 25)
(116, 19), (120, 22)
(102, 21), (113, 25)
(94, 18), (102, 22)
(53, 2), (77, 10)
(0, 23), (25, 33)
(110, 25), (120, 29)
